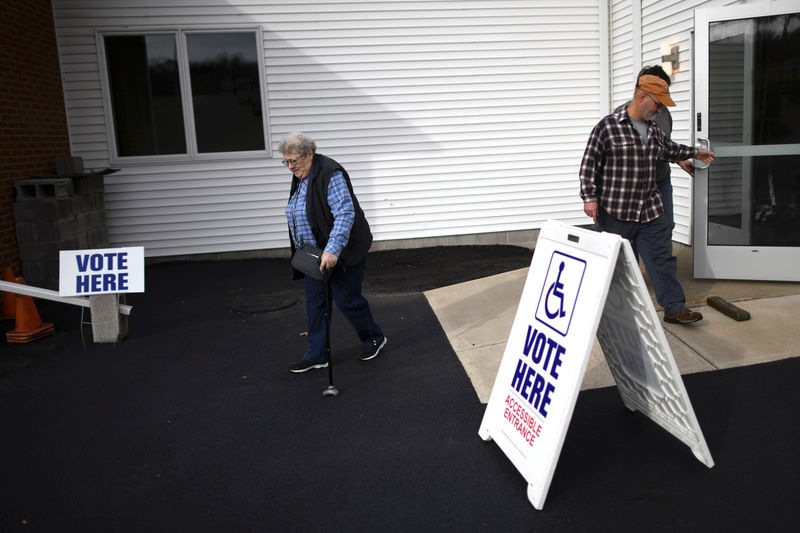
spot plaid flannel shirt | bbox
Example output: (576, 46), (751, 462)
(579, 108), (697, 223)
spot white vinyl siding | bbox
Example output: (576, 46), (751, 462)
(610, 0), (638, 109)
(53, 0), (601, 257)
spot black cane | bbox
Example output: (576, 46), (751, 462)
(321, 268), (339, 397)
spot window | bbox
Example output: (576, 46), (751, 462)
(102, 30), (268, 160)
(105, 34), (186, 157)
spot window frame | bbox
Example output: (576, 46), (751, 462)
(97, 27), (272, 164)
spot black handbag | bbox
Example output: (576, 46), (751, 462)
(291, 244), (325, 280)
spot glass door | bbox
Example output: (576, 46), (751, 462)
(694, 2), (800, 281)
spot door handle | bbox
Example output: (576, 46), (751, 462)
(695, 138), (711, 169)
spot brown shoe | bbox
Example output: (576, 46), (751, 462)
(664, 308), (703, 324)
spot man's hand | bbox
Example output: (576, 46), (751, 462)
(320, 251), (338, 273)
(678, 159), (695, 176)
(583, 201), (598, 223)
(696, 148), (715, 164)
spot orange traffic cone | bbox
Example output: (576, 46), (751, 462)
(1, 267), (15, 320)
(6, 277), (54, 344)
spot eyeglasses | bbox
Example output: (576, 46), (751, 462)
(281, 154), (307, 167)
(645, 93), (664, 111)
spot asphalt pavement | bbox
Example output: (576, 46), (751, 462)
(1, 243), (798, 531)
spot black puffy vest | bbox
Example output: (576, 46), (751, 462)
(288, 153), (373, 278)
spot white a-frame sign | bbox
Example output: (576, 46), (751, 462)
(479, 220), (714, 510)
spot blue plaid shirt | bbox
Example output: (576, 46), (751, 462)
(286, 170), (355, 257)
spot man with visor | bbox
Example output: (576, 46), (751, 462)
(579, 75), (715, 324)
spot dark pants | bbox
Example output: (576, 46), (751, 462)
(658, 178), (678, 274)
(597, 209), (686, 317)
(303, 259), (383, 363)
(658, 178), (674, 231)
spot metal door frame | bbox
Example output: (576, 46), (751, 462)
(693, 1), (800, 281)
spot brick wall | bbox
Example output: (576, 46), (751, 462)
(0, 0), (70, 274)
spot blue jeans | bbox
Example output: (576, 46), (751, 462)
(597, 209), (686, 317)
(658, 178), (678, 275)
(303, 259), (384, 363)
(658, 178), (674, 231)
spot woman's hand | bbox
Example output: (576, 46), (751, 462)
(320, 251), (338, 273)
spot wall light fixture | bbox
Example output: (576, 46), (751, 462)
(660, 43), (680, 76)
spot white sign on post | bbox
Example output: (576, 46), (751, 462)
(479, 220), (713, 510)
(59, 247), (145, 297)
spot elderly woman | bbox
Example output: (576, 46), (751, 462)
(281, 132), (387, 373)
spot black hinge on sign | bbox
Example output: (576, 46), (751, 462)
(697, 112), (702, 131)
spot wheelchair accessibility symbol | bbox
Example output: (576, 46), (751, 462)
(535, 251), (586, 337)
(545, 262), (567, 319)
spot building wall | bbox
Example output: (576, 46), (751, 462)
(48, 0), (757, 258)
(0, 0), (71, 272)
(52, 0), (601, 258)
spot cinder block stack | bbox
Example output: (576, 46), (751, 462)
(13, 157), (111, 290)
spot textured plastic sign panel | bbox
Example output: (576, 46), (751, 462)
(597, 239), (714, 469)
(479, 221), (713, 510)
(59, 247), (145, 297)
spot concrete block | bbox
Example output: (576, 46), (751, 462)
(72, 174), (104, 194)
(18, 237), (79, 261)
(76, 211), (93, 232)
(89, 294), (129, 343)
(13, 199), (76, 221)
(15, 218), (78, 242)
(14, 178), (74, 200)
(21, 260), (60, 290)
(74, 210), (107, 235)
(89, 192), (105, 210)
(56, 156), (84, 176)
(74, 194), (93, 213)
(89, 209), (106, 228)
(88, 226), (109, 248)
(76, 232), (90, 249)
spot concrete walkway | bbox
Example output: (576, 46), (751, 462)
(425, 244), (800, 403)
